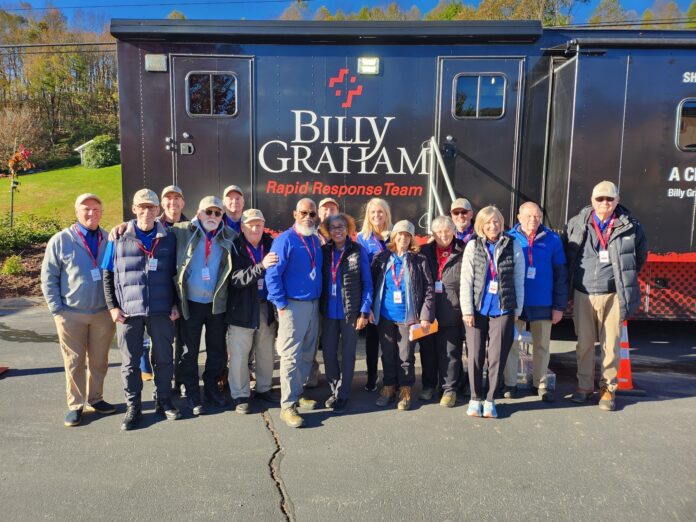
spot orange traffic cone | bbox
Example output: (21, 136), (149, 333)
(616, 321), (646, 396)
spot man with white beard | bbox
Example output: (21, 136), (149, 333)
(266, 198), (323, 428)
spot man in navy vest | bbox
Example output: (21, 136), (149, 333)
(102, 188), (180, 431)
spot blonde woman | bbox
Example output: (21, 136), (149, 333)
(357, 197), (393, 391)
(460, 206), (525, 419)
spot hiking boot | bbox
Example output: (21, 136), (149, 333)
(483, 400), (498, 419)
(141, 372), (153, 382)
(598, 387), (616, 411)
(570, 390), (593, 404)
(375, 385), (396, 407)
(155, 398), (182, 421)
(120, 405), (142, 431)
(466, 400), (482, 417)
(64, 409), (82, 427)
(187, 396), (205, 416)
(539, 387), (555, 403)
(397, 386), (412, 411)
(234, 397), (251, 414)
(86, 400), (116, 415)
(418, 387), (435, 401)
(280, 406), (304, 428)
(440, 391), (457, 408)
(502, 385), (517, 399)
(324, 395), (337, 409)
(298, 396), (318, 410)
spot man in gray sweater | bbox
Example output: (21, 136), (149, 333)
(41, 193), (116, 427)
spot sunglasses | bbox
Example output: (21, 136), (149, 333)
(298, 210), (317, 218)
(595, 197), (615, 203)
(204, 209), (223, 217)
(451, 209), (470, 216)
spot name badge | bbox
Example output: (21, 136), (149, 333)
(147, 258), (158, 271)
(91, 268), (102, 282)
(435, 281), (443, 293)
(488, 281), (499, 294)
(257, 279), (264, 291)
(332, 283), (337, 296)
(526, 266), (536, 280)
(393, 290), (403, 304)
(201, 267), (211, 281)
(599, 250), (610, 263)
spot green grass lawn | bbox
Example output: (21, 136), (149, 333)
(0, 164), (123, 228)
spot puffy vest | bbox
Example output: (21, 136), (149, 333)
(320, 240), (364, 316)
(471, 235), (517, 313)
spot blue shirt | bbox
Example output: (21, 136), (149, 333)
(455, 224), (475, 244)
(224, 214), (241, 234)
(326, 242), (373, 320)
(265, 227), (323, 309)
(243, 238), (268, 301)
(101, 221), (157, 272)
(357, 231), (388, 264)
(380, 253), (407, 323)
(479, 240), (506, 317)
(592, 211), (615, 250)
(185, 220), (224, 304)
(75, 222), (100, 259)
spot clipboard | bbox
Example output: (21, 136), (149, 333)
(409, 319), (439, 341)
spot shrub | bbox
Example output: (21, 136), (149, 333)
(83, 135), (120, 169)
(0, 213), (64, 254)
(1, 255), (25, 276)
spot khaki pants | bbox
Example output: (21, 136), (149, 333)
(53, 310), (115, 410)
(573, 290), (621, 393)
(504, 319), (552, 389)
(227, 305), (278, 399)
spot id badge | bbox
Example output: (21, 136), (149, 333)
(435, 281), (443, 293)
(257, 279), (264, 291)
(90, 268), (101, 282)
(393, 290), (403, 304)
(526, 266), (536, 280)
(147, 258), (158, 271)
(599, 250), (610, 263)
(332, 283), (337, 297)
(488, 281), (499, 294)
(201, 267), (211, 281)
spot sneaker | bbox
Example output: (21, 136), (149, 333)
(298, 396), (318, 410)
(570, 390), (593, 404)
(235, 397), (251, 414)
(364, 375), (378, 392)
(64, 409), (82, 427)
(397, 386), (412, 411)
(187, 397), (205, 416)
(419, 387), (435, 401)
(466, 400), (482, 417)
(155, 398), (182, 421)
(440, 391), (456, 408)
(333, 398), (348, 414)
(255, 390), (281, 405)
(598, 387), (616, 411)
(141, 372), (153, 382)
(375, 385), (396, 407)
(86, 400), (116, 415)
(483, 400), (498, 418)
(120, 405), (142, 431)
(539, 387), (555, 403)
(324, 395), (337, 409)
(502, 385), (517, 399)
(280, 406), (304, 428)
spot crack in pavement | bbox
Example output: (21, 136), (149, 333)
(262, 411), (296, 522)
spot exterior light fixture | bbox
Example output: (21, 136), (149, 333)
(357, 57), (380, 75)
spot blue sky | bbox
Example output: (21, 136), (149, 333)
(1, 1), (693, 23)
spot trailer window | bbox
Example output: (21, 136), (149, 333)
(677, 100), (696, 151)
(186, 72), (237, 117)
(453, 74), (505, 119)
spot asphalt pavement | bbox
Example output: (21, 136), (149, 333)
(1, 299), (694, 521)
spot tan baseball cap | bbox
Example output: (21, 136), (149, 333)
(199, 195), (223, 210)
(74, 193), (102, 208)
(391, 220), (415, 236)
(318, 197), (339, 209)
(223, 184), (244, 198)
(241, 208), (265, 223)
(451, 197), (473, 212)
(161, 185), (184, 200)
(132, 189), (159, 206)
(592, 180), (619, 199)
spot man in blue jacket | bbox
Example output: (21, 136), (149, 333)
(503, 202), (568, 402)
(265, 198), (323, 428)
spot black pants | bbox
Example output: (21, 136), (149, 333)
(419, 334), (439, 390)
(179, 301), (228, 397)
(465, 313), (514, 402)
(173, 318), (184, 385)
(365, 323), (380, 382)
(377, 320), (416, 387)
(425, 324), (464, 393)
(322, 314), (359, 400)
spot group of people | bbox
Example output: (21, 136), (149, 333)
(41, 179), (647, 430)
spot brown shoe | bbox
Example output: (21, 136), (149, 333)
(598, 387), (616, 411)
(280, 406), (304, 428)
(375, 385), (396, 407)
(397, 386), (412, 411)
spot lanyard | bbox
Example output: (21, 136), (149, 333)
(244, 240), (264, 264)
(527, 231), (536, 267)
(136, 237), (160, 259)
(390, 255), (405, 288)
(591, 212), (616, 250)
(484, 243), (497, 279)
(293, 226), (317, 271)
(460, 224), (475, 244)
(435, 243), (452, 281)
(73, 225), (102, 268)
(372, 232), (386, 252)
(331, 246), (346, 285)
(203, 230), (218, 266)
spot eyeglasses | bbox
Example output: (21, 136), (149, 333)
(298, 210), (317, 218)
(594, 197), (615, 203)
(329, 225), (347, 231)
(451, 210), (470, 216)
(204, 209), (223, 217)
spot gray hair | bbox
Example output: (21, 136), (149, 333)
(295, 198), (316, 211)
(431, 215), (455, 233)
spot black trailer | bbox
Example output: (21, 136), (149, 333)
(110, 19), (696, 320)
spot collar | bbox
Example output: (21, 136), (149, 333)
(75, 222), (98, 236)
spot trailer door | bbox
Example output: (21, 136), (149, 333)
(171, 55), (252, 208)
(437, 58), (523, 219)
